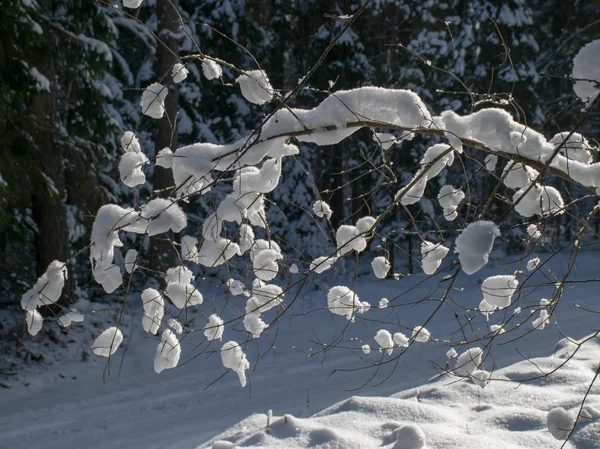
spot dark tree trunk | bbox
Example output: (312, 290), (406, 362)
(151, 0), (180, 273)
(31, 0), (74, 307)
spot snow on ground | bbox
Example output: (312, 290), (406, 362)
(2, 249), (600, 449)
(202, 337), (600, 449)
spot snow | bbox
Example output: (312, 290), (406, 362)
(481, 275), (518, 310)
(437, 185), (464, 221)
(171, 63), (188, 83)
(20, 260), (67, 311)
(155, 147), (173, 169)
(58, 310), (84, 328)
(141, 288), (164, 335)
(227, 278), (245, 296)
(572, 40), (600, 106)
(420, 143), (454, 178)
(124, 249), (138, 273)
(547, 407), (574, 440)
(550, 132), (593, 164)
(310, 255), (336, 274)
(379, 298), (389, 309)
(421, 241), (449, 275)
(375, 329), (394, 355)
(336, 225), (367, 255)
(154, 329), (181, 374)
(26, 309), (43, 336)
(455, 220), (500, 275)
(527, 257), (540, 271)
(204, 314), (224, 341)
(92, 327), (123, 357)
(140, 83), (168, 119)
(235, 70), (274, 105)
(221, 341), (250, 388)
(411, 326), (430, 342)
(392, 424), (426, 449)
(123, 0), (144, 9)
(10, 252), (600, 449)
(202, 59), (223, 80)
(356, 216), (376, 234)
(393, 332), (409, 347)
(372, 256), (390, 279)
(313, 200), (332, 219)
(327, 285), (369, 320)
(165, 282), (203, 309)
(527, 224), (541, 239)
(454, 347), (483, 377)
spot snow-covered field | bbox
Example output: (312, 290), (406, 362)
(2, 249), (600, 449)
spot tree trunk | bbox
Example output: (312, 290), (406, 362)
(31, 0), (74, 308)
(151, 0), (180, 273)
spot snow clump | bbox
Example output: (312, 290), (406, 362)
(547, 407), (574, 440)
(92, 327), (123, 357)
(454, 347), (483, 377)
(236, 70), (274, 105)
(154, 329), (181, 373)
(141, 288), (164, 335)
(171, 63), (188, 83)
(58, 309), (84, 328)
(438, 185), (464, 221)
(421, 241), (449, 275)
(371, 256), (390, 279)
(392, 423), (426, 449)
(140, 82), (168, 119)
(412, 326), (430, 342)
(455, 221), (500, 275)
(313, 200), (333, 219)
(21, 260), (67, 311)
(204, 314), (224, 341)
(327, 286), (370, 320)
(26, 309), (43, 336)
(202, 59), (222, 80)
(374, 329), (394, 355)
(572, 40), (600, 107)
(221, 341), (250, 387)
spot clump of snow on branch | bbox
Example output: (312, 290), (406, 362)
(327, 286), (369, 320)
(202, 58), (222, 80)
(438, 185), (464, 221)
(550, 132), (594, 164)
(154, 329), (181, 374)
(572, 40), (600, 107)
(21, 260), (67, 311)
(421, 241), (449, 275)
(141, 83), (168, 119)
(479, 275), (519, 317)
(26, 309), (43, 336)
(375, 329), (394, 355)
(124, 249), (138, 274)
(313, 200), (332, 219)
(455, 221), (500, 275)
(371, 256), (390, 279)
(412, 326), (430, 342)
(221, 341), (250, 388)
(171, 63), (188, 84)
(454, 347), (483, 377)
(141, 288), (164, 335)
(165, 266), (203, 308)
(59, 309), (84, 328)
(92, 327), (123, 357)
(236, 70), (274, 105)
(123, 0), (144, 9)
(204, 314), (224, 341)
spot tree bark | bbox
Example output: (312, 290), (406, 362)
(151, 0), (180, 273)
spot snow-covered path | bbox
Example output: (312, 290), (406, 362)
(2, 250), (600, 449)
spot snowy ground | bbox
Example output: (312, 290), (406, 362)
(2, 249), (600, 449)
